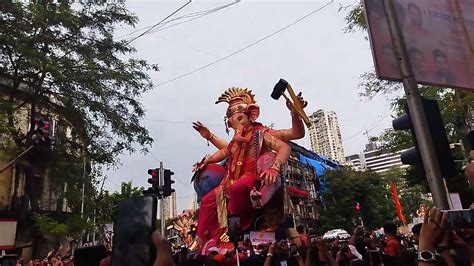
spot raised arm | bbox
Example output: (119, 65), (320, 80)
(268, 92), (308, 141)
(192, 121), (228, 150)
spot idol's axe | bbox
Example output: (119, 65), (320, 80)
(271, 79), (312, 128)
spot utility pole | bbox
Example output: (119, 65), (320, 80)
(159, 162), (165, 236)
(382, 0), (449, 209)
(80, 148), (86, 218)
(79, 148), (86, 247)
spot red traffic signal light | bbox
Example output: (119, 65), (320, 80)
(35, 115), (50, 134)
(148, 168), (159, 187)
(148, 169), (158, 177)
(31, 115), (54, 146)
(354, 202), (361, 212)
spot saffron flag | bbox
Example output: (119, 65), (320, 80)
(390, 181), (407, 223)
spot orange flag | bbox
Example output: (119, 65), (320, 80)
(390, 181), (407, 223)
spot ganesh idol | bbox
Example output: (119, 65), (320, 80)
(194, 87), (291, 244)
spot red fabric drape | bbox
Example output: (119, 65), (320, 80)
(390, 181), (407, 223)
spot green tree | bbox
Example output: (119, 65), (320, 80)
(95, 181), (144, 227)
(0, 1), (156, 253)
(340, 4), (474, 207)
(1, 1), (155, 165)
(319, 167), (432, 233)
(319, 168), (393, 233)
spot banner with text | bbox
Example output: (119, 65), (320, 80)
(364, 0), (474, 91)
(249, 231), (275, 246)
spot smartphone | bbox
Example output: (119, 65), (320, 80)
(111, 195), (158, 266)
(289, 243), (298, 256)
(227, 214), (243, 242)
(445, 209), (474, 229)
(466, 130), (474, 150)
(340, 243), (349, 253)
(73, 245), (108, 266)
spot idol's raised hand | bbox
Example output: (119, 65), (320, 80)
(192, 121), (211, 140)
(286, 92), (308, 113)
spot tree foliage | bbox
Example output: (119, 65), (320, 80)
(341, 2), (367, 34)
(340, 4), (474, 207)
(1, 1), (156, 165)
(0, 1), (156, 247)
(319, 168), (391, 232)
(33, 213), (87, 239)
(95, 181), (144, 228)
(319, 168), (431, 233)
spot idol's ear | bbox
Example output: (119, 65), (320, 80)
(247, 104), (260, 122)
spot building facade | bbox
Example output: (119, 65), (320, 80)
(308, 110), (345, 163)
(345, 142), (408, 173)
(281, 142), (341, 228)
(162, 191), (177, 221)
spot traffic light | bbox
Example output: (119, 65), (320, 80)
(31, 115), (54, 146)
(392, 97), (456, 178)
(163, 169), (175, 197)
(354, 202), (361, 213)
(147, 168), (160, 189)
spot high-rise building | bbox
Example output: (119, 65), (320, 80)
(345, 142), (408, 173)
(162, 192), (177, 221)
(308, 110), (345, 163)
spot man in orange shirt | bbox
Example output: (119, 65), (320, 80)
(383, 222), (402, 265)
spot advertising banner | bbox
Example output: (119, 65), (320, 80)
(364, 0), (474, 91)
(249, 231), (275, 246)
(0, 219), (17, 250)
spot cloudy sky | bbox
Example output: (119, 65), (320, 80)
(106, 0), (395, 212)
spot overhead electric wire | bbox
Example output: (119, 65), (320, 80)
(143, 118), (223, 127)
(342, 114), (391, 142)
(116, 1), (240, 40)
(144, 0), (240, 35)
(154, 0), (335, 88)
(125, 0), (192, 45)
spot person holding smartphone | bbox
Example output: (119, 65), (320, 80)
(264, 241), (304, 266)
(304, 237), (336, 266)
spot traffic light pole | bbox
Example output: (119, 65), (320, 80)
(383, 0), (450, 209)
(159, 161), (165, 236)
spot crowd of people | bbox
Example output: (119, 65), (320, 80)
(97, 206), (472, 266)
(27, 256), (74, 266)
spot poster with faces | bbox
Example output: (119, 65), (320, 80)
(364, 0), (474, 91)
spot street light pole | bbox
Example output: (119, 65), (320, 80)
(160, 162), (165, 236)
(382, 0), (449, 209)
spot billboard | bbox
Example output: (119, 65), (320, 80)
(364, 0), (474, 91)
(249, 231), (275, 246)
(0, 219), (17, 250)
